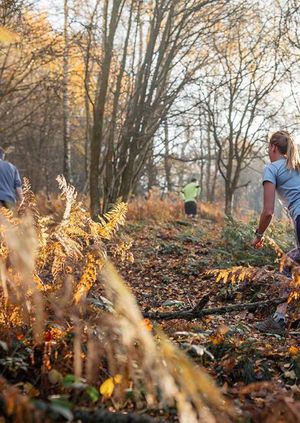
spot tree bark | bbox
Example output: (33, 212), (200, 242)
(89, 0), (123, 219)
(163, 120), (172, 192)
(147, 143), (157, 191)
(225, 186), (234, 217)
(144, 298), (286, 321)
(63, 0), (72, 183)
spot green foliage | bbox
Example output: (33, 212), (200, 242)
(217, 217), (295, 267)
(0, 356), (29, 374)
(0, 338), (32, 376)
(174, 227), (204, 244)
(158, 243), (184, 256)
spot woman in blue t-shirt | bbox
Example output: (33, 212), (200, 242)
(252, 130), (300, 334)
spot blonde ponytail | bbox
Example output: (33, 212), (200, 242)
(270, 131), (300, 172)
(286, 134), (300, 172)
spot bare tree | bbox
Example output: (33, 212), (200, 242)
(197, 5), (289, 215)
(62, 0), (72, 183)
(84, 0), (232, 217)
(89, 0), (125, 218)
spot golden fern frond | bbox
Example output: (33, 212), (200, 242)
(91, 202), (128, 241)
(54, 229), (83, 259)
(288, 264), (300, 303)
(37, 216), (51, 248)
(33, 273), (45, 291)
(265, 236), (287, 272)
(206, 266), (260, 284)
(66, 204), (90, 243)
(74, 248), (106, 303)
(265, 237), (300, 304)
(18, 177), (36, 214)
(18, 178), (47, 245)
(51, 242), (67, 279)
(46, 179), (85, 280)
(0, 207), (15, 225)
(0, 241), (9, 261)
(56, 175), (77, 222)
(111, 236), (134, 263)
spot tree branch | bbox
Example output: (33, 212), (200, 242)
(144, 298), (287, 321)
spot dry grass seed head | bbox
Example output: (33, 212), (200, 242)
(101, 262), (234, 422)
(0, 213), (45, 343)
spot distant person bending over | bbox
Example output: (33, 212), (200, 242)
(252, 131), (300, 335)
(0, 147), (23, 209)
(181, 178), (200, 218)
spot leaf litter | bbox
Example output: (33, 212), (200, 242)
(114, 218), (300, 422)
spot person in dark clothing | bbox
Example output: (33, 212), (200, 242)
(181, 178), (200, 218)
(0, 147), (23, 209)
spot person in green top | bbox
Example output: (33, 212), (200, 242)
(181, 178), (200, 218)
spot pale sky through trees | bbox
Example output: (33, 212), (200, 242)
(4, 0), (300, 216)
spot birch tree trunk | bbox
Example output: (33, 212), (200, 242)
(63, 0), (72, 183)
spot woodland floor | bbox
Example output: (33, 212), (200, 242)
(114, 217), (300, 423)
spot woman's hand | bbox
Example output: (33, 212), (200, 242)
(252, 236), (264, 249)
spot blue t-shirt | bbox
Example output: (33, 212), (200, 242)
(0, 160), (21, 203)
(263, 158), (300, 221)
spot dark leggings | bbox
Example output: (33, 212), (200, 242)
(184, 201), (197, 216)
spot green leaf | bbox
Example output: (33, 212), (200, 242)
(63, 374), (87, 389)
(63, 374), (76, 385)
(86, 386), (99, 403)
(49, 396), (73, 409)
(49, 404), (73, 421)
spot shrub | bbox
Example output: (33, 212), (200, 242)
(218, 216), (295, 267)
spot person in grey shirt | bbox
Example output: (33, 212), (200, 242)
(252, 131), (300, 335)
(0, 147), (23, 208)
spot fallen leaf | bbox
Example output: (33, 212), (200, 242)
(100, 377), (115, 398)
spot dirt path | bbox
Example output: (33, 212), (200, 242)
(115, 219), (300, 422)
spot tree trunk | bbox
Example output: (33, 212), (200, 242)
(225, 185), (234, 216)
(89, 0), (123, 219)
(102, 0), (134, 212)
(209, 141), (219, 203)
(147, 145), (157, 191)
(63, 0), (72, 183)
(206, 126), (212, 202)
(163, 120), (172, 192)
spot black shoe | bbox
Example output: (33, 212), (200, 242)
(255, 316), (286, 335)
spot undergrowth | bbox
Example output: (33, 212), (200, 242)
(217, 216), (295, 267)
(0, 178), (234, 423)
(127, 188), (223, 223)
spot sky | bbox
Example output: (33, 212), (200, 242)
(36, 0), (64, 28)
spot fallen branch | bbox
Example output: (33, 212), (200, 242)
(144, 298), (287, 321)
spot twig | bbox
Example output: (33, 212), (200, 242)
(144, 298), (287, 321)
